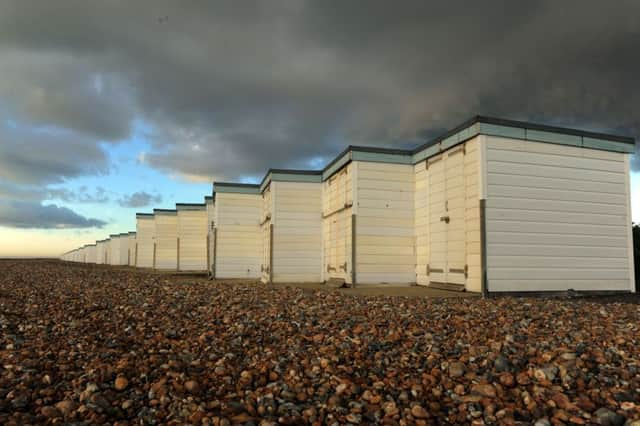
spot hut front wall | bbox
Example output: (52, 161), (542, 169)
(215, 193), (261, 278)
(177, 209), (208, 271)
(273, 181), (322, 283)
(355, 161), (415, 284)
(155, 214), (178, 270)
(414, 137), (481, 291)
(136, 219), (155, 268)
(260, 185), (273, 283)
(322, 163), (353, 283)
(484, 136), (634, 292)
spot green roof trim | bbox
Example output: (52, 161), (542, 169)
(176, 203), (207, 211)
(214, 182), (261, 194)
(260, 169), (322, 191)
(153, 208), (177, 215)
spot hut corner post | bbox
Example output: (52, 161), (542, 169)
(480, 199), (488, 298)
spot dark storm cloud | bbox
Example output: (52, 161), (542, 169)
(0, 124), (108, 185)
(0, 0), (639, 186)
(0, 200), (106, 229)
(117, 191), (162, 208)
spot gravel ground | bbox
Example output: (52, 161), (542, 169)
(0, 260), (638, 425)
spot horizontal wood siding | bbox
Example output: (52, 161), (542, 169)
(118, 237), (129, 265)
(261, 185), (273, 283)
(273, 181), (322, 282)
(86, 246), (97, 263)
(216, 193), (261, 278)
(154, 215), (178, 270)
(177, 210), (208, 271)
(136, 219), (155, 268)
(356, 161), (414, 284)
(414, 160), (428, 285)
(485, 136), (632, 292)
(96, 243), (105, 265)
(109, 239), (121, 265)
(322, 164), (352, 283)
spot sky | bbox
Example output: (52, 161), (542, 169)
(1, 0), (640, 257)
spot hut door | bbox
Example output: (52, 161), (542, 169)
(325, 168), (350, 282)
(428, 147), (466, 288)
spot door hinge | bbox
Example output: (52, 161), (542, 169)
(426, 264), (430, 275)
(465, 264), (468, 278)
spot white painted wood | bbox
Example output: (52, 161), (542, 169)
(355, 161), (414, 284)
(136, 218), (155, 268)
(177, 209), (208, 271)
(96, 242), (105, 265)
(322, 164), (353, 283)
(215, 192), (261, 278)
(485, 136), (632, 292)
(624, 154), (636, 292)
(260, 184), (273, 283)
(154, 214), (178, 270)
(272, 181), (322, 283)
(86, 245), (97, 263)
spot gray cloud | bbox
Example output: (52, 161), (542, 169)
(0, 0), (638, 187)
(46, 186), (110, 203)
(0, 124), (108, 185)
(117, 191), (162, 208)
(0, 200), (106, 229)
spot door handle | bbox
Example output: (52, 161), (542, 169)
(440, 216), (450, 223)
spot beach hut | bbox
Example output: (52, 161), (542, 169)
(317, 115), (635, 294)
(259, 170), (323, 283)
(153, 209), (178, 270)
(321, 146), (415, 287)
(176, 203), (208, 272)
(211, 183), (261, 279)
(135, 213), (155, 268)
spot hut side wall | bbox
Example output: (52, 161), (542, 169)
(484, 136), (634, 292)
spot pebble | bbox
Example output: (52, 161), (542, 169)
(594, 408), (625, 426)
(41, 406), (61, 418)
(0, 260), (637, 425)
(185, 380), (201, 395)
(471, 384), (497, 398)
(114, 376), (129, 391)
(411, 404), (428, 419)
(55, 400), (76, 417)
(449, 361), (465, 377)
